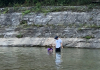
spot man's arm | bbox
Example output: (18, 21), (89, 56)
(60, 39), (63, 48)
(61, 43), (63, 48)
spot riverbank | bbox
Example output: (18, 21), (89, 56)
(0, 6), (100, 48)
(0, 37), (100, 48)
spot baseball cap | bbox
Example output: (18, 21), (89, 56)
(54, 36), (58, 39)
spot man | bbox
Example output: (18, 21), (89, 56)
(54, 36), (63, 52)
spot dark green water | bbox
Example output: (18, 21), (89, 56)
(0, 47), (100, 70)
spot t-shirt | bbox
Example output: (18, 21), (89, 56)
(55, 38), (62, 48)
(48, 48), (53, 51)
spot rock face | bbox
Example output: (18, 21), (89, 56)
(0, 37), (100, 48)
(0, 13), (21, 26)
(0, 9), (100, 26)
(0, 7), (100, 48)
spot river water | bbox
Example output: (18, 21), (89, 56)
(0, 47), (100, 70)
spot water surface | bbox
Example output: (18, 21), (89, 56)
(0, 47), (100, 70)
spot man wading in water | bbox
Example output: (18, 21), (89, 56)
(54, 36), (63, 52)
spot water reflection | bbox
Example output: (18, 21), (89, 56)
(47, 50), (53, 55)
(55, 52), (62, 69)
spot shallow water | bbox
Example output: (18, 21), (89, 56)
(0, 47), (100, 70)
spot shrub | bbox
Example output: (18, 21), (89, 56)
(0, 0), (93, 7)
(16, 33), (23, 38)
(20, 20), (27, 25)
(83, 35), (94, 39)
(22, 10), (30, 15)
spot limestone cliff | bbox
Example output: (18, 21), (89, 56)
(0, 6), (100, 48)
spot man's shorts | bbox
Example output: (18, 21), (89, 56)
(55, 47), (61, 52)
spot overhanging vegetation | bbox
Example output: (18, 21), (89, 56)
(0, 0), (95, 7)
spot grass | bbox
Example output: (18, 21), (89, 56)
(41, 6), (90, 13)
(78, 28), (83, 31)
(32, 24), (44, 27)
(20, 20), (27, 25)
(19, 19), (100, 31)
(83, 35), (94, 39)
(18, 20), (30, 28)
(0, 5), (98, 15)
(3, 7), (8, 14)
(16, 33), (23, 38)
(49, 7), (87, 12)
(89, 17), (93, 21)
(22, 10), (30, 15)
(87, 25), (100, 28)
(87, 4), (95, 9)
(77, 24), (100, 31)
(19, 20), (45, 28)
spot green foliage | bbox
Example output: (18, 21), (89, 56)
(22, 10), (30, 15)
(20, 20), (27, 25)
(31, 2), (42, 13)
(0, 0), (94, 7)
(78, 28), (83, 31)
(83, 35), (94, 39)
(89, 25), (97, 28)
(19, 20), (30, 28)
(16, 33), (23, 38)
(36, 2), (41, 8)
(87, 4), (95, 9)
(3, 7), (8, 14)
(86, 24), (100, 28)
(13, 3), (20, 7)
(32, 24), (44, 27)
